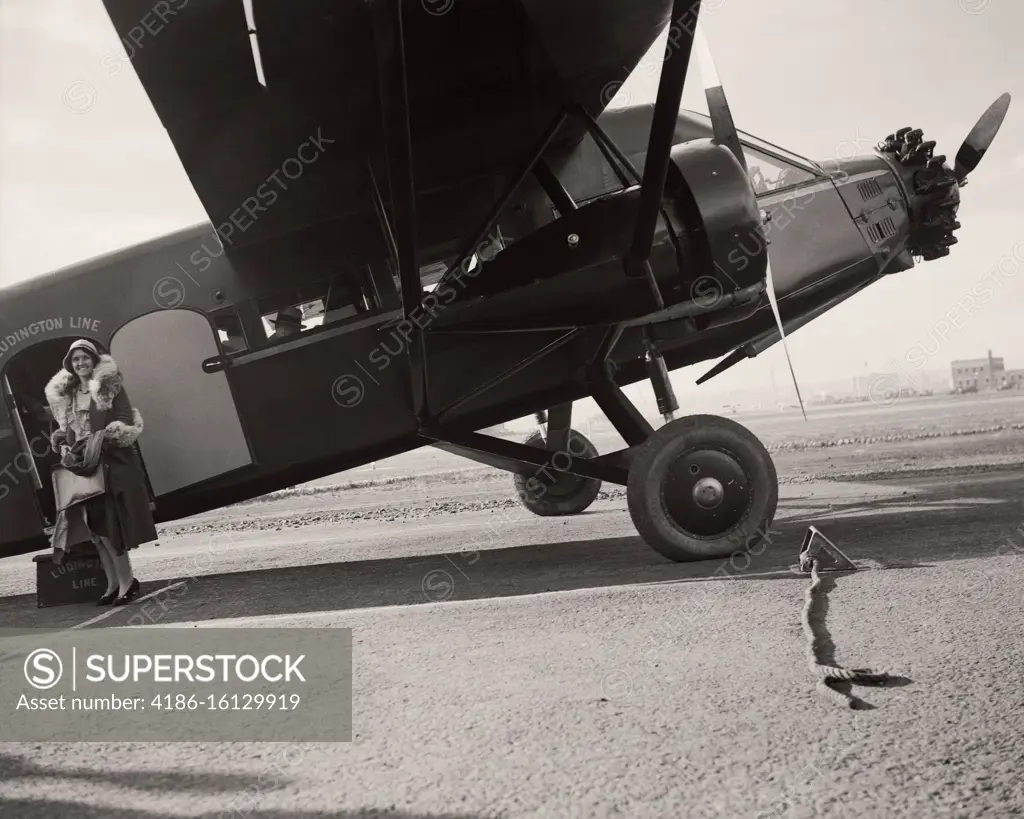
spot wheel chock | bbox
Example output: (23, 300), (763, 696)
(798, 525), (856, 573)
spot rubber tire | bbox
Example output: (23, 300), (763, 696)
(627, 414), (778, 562)
(512, 429), (602, 516)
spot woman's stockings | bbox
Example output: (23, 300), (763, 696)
(94, 537), (117, 596)
(95, 537), (135, 596)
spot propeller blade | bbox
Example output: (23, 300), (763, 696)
(764, 256), (807, 422)
(954, 92), (1011, 181)
(693, 23), (804, 419)
(692, 23), (747, 171)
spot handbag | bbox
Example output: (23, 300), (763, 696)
(51, 434), (105, 511)
(52, 464), (105, 511)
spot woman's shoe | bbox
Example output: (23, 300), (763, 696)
(97, 589), (118, 606)
(113, 578), (140, 606)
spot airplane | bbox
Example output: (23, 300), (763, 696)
(0, 0), (1011, 564)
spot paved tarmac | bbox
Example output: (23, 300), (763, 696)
(1, 469), (1022, 817)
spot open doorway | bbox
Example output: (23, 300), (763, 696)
(0, 337), (89, 528)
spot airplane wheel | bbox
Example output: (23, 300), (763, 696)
(513, 429), (602, 516)
(627, 415), (777, 562)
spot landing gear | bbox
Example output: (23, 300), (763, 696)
(425, 348), (779, 559)
(514, 403), (602, 517)
(626, 414), (777, 562)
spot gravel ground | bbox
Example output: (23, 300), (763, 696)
(1, 402), (1023, 818)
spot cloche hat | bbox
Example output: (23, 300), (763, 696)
(63, 339), (101, 374)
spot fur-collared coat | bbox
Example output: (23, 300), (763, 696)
(45, 354), (157, 555)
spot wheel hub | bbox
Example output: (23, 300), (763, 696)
(692, 476), (725, 509)
(661, 449), (753, 537)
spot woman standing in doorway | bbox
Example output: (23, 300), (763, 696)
(45, 339), (156, 605)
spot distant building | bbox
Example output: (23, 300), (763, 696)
(951, 350), (1024, 391)
(851, 370), (940, 399)
(999, 370), (1024, 390)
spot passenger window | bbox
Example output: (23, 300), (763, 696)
(259, 301), (314, 343)
(212, 308), (248, 355)
(744, 147), (816, 194)
(322, 278), (367, 326)
(256, 270), (375, 344)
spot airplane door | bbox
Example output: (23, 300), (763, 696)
(109, 309), (254, 497)
(0, 379), (45, 544)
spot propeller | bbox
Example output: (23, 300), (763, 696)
(692, 24), (808, 421)
(954, 92), (1011, 183)
(878, 92), (1010, 262)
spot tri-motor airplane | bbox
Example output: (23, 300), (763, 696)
(0, 0), (1011, 562)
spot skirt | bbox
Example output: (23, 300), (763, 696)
(84, 494), (110, 539)
(85, 486), (142, 556)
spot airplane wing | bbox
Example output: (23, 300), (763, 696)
(101, 0), (680, 261)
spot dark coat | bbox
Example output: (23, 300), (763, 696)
(45, 355), (157, 555)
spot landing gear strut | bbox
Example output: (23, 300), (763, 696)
(643, 331), (678, 424)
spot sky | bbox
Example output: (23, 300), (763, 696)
(1, 0), (1023, 403)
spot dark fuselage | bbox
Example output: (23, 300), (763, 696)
(0, 108), (915, 555)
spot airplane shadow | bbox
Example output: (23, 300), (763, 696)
(0, 753), (487, 819)
(2, 470), (1021, 628)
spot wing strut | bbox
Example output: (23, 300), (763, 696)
(373, 0), (428, 424)
(621, 0), (702, 423)
(625, 0), (702, 286)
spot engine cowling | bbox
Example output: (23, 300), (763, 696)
(664, 137), (768, 295)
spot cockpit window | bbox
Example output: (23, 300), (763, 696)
(744, 146), (817, 195)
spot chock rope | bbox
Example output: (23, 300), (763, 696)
(802, 559), (892, 708)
